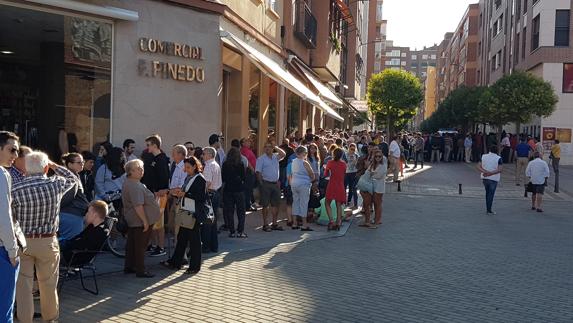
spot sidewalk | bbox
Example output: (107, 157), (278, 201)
(386, 161), (573, 201)
(89, 205), (357, 276)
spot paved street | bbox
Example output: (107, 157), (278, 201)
(57, 163), (573, 322)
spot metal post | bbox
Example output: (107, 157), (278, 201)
(458, 183), (462, 195)
(397, 180), (401, 192)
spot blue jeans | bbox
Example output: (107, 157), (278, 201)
(483, 179), (498, 212)
(344, 172), (358, 207)
(0, 247), (18, 323)
(58, 212), (84, 243)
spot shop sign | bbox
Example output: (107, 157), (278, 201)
(542, 127), (556, 141)
(556, 128), (572, 143)
(137, 37), (205, 83)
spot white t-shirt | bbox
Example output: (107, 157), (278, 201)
(480, 153), (502, 182)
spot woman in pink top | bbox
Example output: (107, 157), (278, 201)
(324, 148), (347, 231)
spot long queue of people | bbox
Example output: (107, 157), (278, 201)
(0, 128), (399, 322)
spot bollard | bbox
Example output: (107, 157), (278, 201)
(397, 180), (402, 192)
(524, 187), (528, 198)
(459, 183), (462, 195)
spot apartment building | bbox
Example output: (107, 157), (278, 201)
(436, 32), (455, 104)
(440, 4), (480, 101)
(410, 46), (439, 79)
(367, 0), (387, 76)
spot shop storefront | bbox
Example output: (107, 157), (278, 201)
(0, 0), (222, 158)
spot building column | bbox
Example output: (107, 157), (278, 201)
(258, 74), (270, 153)
(227, 56), (250, 144)
(277, 85), (286, 143)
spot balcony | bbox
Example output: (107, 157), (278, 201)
(294, 0), (317, 49)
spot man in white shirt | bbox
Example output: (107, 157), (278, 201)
(202, 147), (223, 233)
(526, 152), (550, 212)
(167, 145), (187, 234)
(388, 135), (401, 182)
(478, 146), (503, 215)
(255, 143), (286, 232)
(500, 134), (511, 163)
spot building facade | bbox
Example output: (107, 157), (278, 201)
(0, 0), (223, 158)
(0, 0), (367, 159)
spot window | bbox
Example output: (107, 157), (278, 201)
(422, 54), (428, 60)
(431, 54), (436, 60)
(522, 27), (527, 58)
(267, 0), (277, 13)
(516, 0), (521, 16)
(493, 15), (503, 37)
(555, 10), (570, 47)
(563, 63), (573, 93)
(386, 50), (401, 57)
(411, 54), (417, 60)
(401, 61), (407, 66)
(523, 0), (528, 14)
(492, 51), (502, 70)
(532, 14), (540, 51)
(401, 52), (407, 58)
(515, 32), (520, 64)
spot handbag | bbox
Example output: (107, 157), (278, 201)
(356, 171), (374, 193)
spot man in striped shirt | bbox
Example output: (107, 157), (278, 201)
(12, 151), (77, 323)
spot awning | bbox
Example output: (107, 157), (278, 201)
(23, 0), (139, 21)
(221, 29), (343, 121)
(291, 59), (343, 107)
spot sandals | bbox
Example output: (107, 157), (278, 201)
(301, 227), (313, 232)
(236, 232), (248, 238)
(262, 225), (272, 232)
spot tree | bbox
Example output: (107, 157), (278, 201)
(479, 71), (558, 138)
(420, 86), (486, 133)
(367, 69), (423, 139)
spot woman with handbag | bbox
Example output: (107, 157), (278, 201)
(122, 159), (160, 278)
(370, 151), (388, 227)
(357, 145), (375, 228)
(161, 156), (206, 275)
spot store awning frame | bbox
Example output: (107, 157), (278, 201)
(221, 29), (343, 121)
(22, 0), (139, 21)
(289, 57), (343, 107)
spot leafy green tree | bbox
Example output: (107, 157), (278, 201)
(367, 69), (423, 139)
(479, 71), (558, 138)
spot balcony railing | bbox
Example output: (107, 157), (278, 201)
(294, 0), (317, 49)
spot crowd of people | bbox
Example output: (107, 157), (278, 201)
(0, 126), (562, 322)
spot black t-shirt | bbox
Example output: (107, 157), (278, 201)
(62, 222), (109, 265)
(222, 162), (246, 193)
(141, 151), (170, 192)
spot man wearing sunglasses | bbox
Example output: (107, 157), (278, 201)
(0, 131), (26, 323)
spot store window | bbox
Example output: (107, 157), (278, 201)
(287, 92), (300, 136)
(0, 4), (111, 159)
(248, 66), (261, 139)
(563, 63), (573, 93)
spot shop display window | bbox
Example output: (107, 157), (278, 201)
(0, 4), (112, 159)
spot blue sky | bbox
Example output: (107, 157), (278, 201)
(383, 0), (477, 49)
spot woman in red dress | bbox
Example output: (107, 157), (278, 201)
(324, 147), (347, 230)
